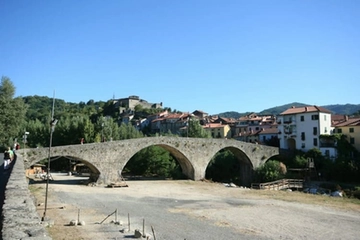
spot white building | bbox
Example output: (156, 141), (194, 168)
(277, 106), (335, 156)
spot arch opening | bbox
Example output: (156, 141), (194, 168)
(121, 144), (194, 181)
(26, 155), (100, 185)
(205, 147), (254, 187)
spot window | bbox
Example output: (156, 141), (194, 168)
(313, 127), (318, 135)
(301, 143), (305, 148)
(300, 116), (304, 122)
(301, 132), (305, 141)
(325, 150), (330, 157)
(350, 128), (354, 133)
(350, 137), (355, 144)
(324, 127), (327, 133)
(255, 127), (259, 131)
(324, 115), (327, 121)
(311, 115), (319, 120)
(313, 138), (318, 146)
(337, 128), (342, 133)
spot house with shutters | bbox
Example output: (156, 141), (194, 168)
(277, 106), (335, 157)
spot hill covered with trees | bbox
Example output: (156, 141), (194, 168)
(218, 102), (360, 118)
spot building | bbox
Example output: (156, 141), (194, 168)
(151, 112), (190, 135)
(333, 116), (360, 153)
(113, 95), (162, 113)
(277, 106), (334, 156)
(234, 113), (277, 142)
(258, 128), (279, 146)
(203, 123), (231, 139)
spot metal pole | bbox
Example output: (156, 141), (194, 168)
(42, 91), (56, 221)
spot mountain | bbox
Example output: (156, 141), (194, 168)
(258, 102), (308, 115)
(218, 103), (360, 118)
(322, 104), (360, 115)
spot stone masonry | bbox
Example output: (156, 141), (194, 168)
(2, 155), (52, 239)
(22, 137), (279, 186)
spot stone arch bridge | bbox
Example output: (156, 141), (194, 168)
(22, 137), (279, 186)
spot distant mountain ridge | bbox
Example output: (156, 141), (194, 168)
(218, 102), (360, 118)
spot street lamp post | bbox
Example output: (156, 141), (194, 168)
(42, 93), (57, 222)
(23, 130), (29, 157)
(101, 122), (104, 142)
(187, 117), (189, 138)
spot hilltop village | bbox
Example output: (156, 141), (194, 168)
(114, 96), (360, 159)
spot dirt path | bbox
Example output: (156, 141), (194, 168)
(30, 175), (360, 240)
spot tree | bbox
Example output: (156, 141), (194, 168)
(124, 146), (178, 178)
(184, 117), (211, 138)
(0, 76), (27, 148)
(206, 149), (240, 184)
(254, 160), (286, 182)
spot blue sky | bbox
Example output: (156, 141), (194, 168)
(1, 0), (359, 115)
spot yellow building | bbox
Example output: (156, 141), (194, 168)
(203, 123), (231, 139)
(334, 117), (360, 152)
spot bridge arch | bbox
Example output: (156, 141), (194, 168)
(22, 137), (279, 185)
(205, 146), (255, 186)
(120, 143), (195, 180)
(29, 154), (101, 183)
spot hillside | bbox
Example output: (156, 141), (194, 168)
(218, 102), (360, 118)
(22, 96), (360, 120)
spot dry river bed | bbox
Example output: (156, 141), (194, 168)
(29, 174), (360, 240)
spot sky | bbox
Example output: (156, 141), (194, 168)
(1, 0), (359, 115)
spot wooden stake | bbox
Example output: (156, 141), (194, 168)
(151, 225), (156, 240)
(128, 213), (130, 232)
(142, 218), (145, 237)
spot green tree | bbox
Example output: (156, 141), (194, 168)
(183, 118), (211, 138)
(254, 160), (286, 182)
(0, 76), (27, 148)
(125, 146), (178, 178)
(22, 119), (48, 148)
(206, 149), (240, 184)
(117, 122), (143, 140)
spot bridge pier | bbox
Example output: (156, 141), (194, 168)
(239, 164), (254, 187)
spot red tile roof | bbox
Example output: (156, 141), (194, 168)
(280, 106), (332, 115)
(335, 117), (360, 127)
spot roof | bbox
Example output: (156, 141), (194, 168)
(280, 105), (332, 115)
(203, 123), (227, 129)
(258, 128), (279, 134)
(218, 117), (236, 123)
(334, 117), (360, 127)
(193, 110), (207, 114)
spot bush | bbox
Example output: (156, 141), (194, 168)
(254, 160), (286, 182)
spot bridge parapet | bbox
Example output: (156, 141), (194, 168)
(2, 155), (52, 239)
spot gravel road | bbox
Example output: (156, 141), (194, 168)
(30, 174), (360, 240)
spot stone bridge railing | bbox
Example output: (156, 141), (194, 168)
(1, 155), (52, 239)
